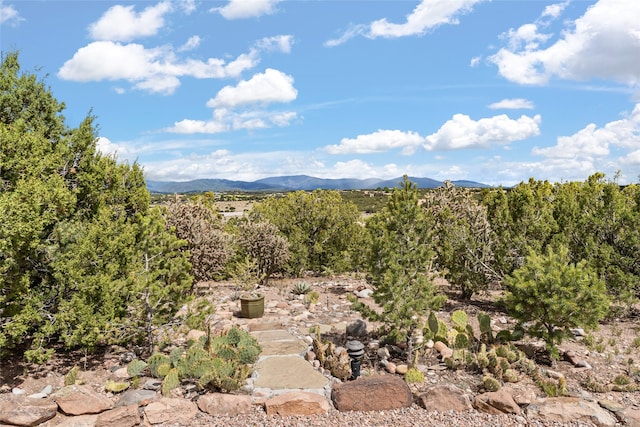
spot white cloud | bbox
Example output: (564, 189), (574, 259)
(212, 0), (283, 20)
(541, 1), (569, 19)
(424, 114), (541, 150)
(167, 107), (297, 134)
(0, 3), (23, 25)
(490, 0), (640, 87)
(88, 1), (173, 42)
(57, 41), (259, 94)
(177, 0), (196, 15)
(207, 68), (297, 108)
(488, 98), (535, 110)
(325, 130), (425, 155)
(178, 35), (201, 52)
(533, 103), (640, 159)
(255, 35), (294, 53)
(326, 0), (483, 46)
(469, 56), (481, 67)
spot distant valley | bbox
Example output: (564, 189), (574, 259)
(146, 175), (490, 193)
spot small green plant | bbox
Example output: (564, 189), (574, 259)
(130, 326), (261, 396)
(582, 376), (610, 393)
(291, 281), (312, 295)
(65, 366), (79, 386)
(404, 367), (425, 384)
(483, 374), (500, 392)
(632, 337), (640, 348)
(583, 333), (595, 348)
(305, 290), (320, 306)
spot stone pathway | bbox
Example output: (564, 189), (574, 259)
(249, 327), (331, 398)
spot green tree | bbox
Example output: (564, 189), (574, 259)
(0, 51), (192, 361)
(482, 178), (557, 278)
(353, 176), (446, 363)
(552, 173), (640, 308)
(503, 245), (609, 355)
(249, 190), (361, 275)
(425, 182), (497, 299)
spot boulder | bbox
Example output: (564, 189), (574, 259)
(0, 395), (58, 426)
(265, 391), (330, 416)
(417, 384), (472, 412)
(143, 397), (198, 425)
(526, 397), (617, 427)
(332, 375), (412, 412)
(197, 393), (252, 416)
(95, 404), (140, 427)
(473, 389), (521, 415)
(52, 385), (113, 415)
(618, 406), (640, 427)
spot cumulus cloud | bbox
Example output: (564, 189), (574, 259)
(88, 1), (172, 42)
(424, 114), (541, 150)
(207, 69), (297, 108)
(490, 0), (640, 87)
(57, 41), (260, 94)
(212, 0), (283, 20)
(0, 3), (23, 25)
(325, 130), (425, 155)
(488, 98), (535, 110)
(167, 105), (297, 134)
(533, 103), (640, 160)
(255, 35), (294, 53)
(326, 0), (483, 46)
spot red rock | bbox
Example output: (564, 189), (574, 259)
(143, 397), (197, 425)
(473, 389), (521, 415)
(265, 391), (330, 416)
(197, 393), (252, 416)
(331, 375), (413, 412)
(0, 395), (58, 426)
(95, 404), (140, 427)
(51, 385), (113, 415)
(417, 384), (472, 412)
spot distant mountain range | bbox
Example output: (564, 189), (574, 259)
(146, 175), (490, 194)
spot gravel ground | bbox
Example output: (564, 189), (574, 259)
(156, 404), (600, 427)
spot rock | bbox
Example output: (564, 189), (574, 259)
(197, 393), (252, 416)
(0, 395), (58, 426)
(95, 404), (140, 427)
(114, 389), (158, 407)
(576, 360), (592, 369)
(55, 414), (99, 426)
(143, 397), (198, 425)
(332, 375), (413, 412)
(385, 362), (397, 374)
(356, 289), (373, 298)
(618, 406), (640, 427)
(563, 350), (581, 366)
(473, 389), (521, 415)
(570, 328), (586, 337)
(52, 385), (114, 415)
(265, 391), (330, 416)
(598, 399), (625, 412)
(433, 341), (453, 359)
(143, 379), (162, 391)
(306, 350), (316, 361)
(12, 387), (25, 395)
(417, 384), (472, 412)
(112, 367), (130, 379)
(395, 364), (408, 375)
(526, 397), (617, 427)
(377, 347), (390, 360)
(346, 319), (367, 337)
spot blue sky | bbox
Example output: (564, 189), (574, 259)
(1, 0), (639, 186)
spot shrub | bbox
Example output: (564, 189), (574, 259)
(503, 245), (609, 356)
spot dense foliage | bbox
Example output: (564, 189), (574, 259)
(424, 182), (497, 299)
(0, 52), (192, 362)
(249, 189), (362, 275)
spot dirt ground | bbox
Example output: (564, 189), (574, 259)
(2, 275), (639, 409)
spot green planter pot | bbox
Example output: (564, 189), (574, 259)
(240, 293), (265, 318)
